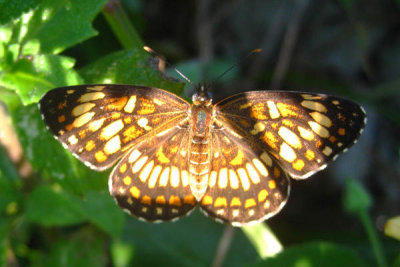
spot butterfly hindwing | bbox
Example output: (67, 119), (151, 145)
(109, 124), (197, 221)
(200, 126), (290, 226)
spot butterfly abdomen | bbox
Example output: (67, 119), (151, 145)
(188, 103), (214, 200)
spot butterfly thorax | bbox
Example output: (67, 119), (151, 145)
(189, 85), (214, 200)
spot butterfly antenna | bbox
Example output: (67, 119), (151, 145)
(212, 48), (262, 84)
(143, 46), (194, 86)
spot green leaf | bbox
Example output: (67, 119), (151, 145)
(0, 219), (7, 267)
(8, 102), (106, 194)
(251, 242), (364, 267)
(11, 0), (108, 54)
(83, 191), (125, 238)
(45, 227), (108, 267)
(26, 185), (87, 226)
(111, 241), (134, 267)
(343, 178), (371, 215)
(242, 223), (283, 258)
(0, 0), (39, 25)
(122, 210), (259, 266)
(79, 49), (184, 95)
(0, 54), (82, 105)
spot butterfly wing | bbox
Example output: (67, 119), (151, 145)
(199, 126), (290, 226)
(214, 91), (367, 179)
(109, 123), (197, 221)
(39, 84), (190, 171)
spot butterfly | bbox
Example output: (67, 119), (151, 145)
(39, 83), (366, 226)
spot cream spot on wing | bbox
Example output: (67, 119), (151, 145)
(159, 167), (170, 187)
(232, 209), (240, 217)
(310, 112), (332, 127)
(170, 166), (180, 188)
(148, 165), (162, 188)
(100, 119), (124, 140)
(250, 122), (266, 135)
(88, 118), (105, 132)
(279, 143), (296, 162)
(240, 102), (252, 109)
(137, 118), (152, 131)
(128, 149), (142, 163)
(72, 112), (95, 128)
(209, 171), (217, 188)
(153, 98), (165, 105)
(72, 103), (96, 117)
(246, 163), (260, 184)
(308, 121), (329, 138)
(68, 135), (78, 145)
(229, 169), (239, 189)
(278, 126), (302, 149)
(124, 95), (137, 113)
(139, 160), (154, 183)
(181, 170), (189, 187)
(267, 101), (280, 119)
(259, 152), (272, 167)
(322, 146), (333, 156)
(253, 158), (269, 176)
(87, 85), (105, 91)
(218, 168), (228, 189)
(78, 92), (105, 102)
(301, 100), (327, 112)
(104, 135), (121, 155)
(298, 126), (315, 141)
(237, 168), (250, 191)
(132, 156), (148, 173)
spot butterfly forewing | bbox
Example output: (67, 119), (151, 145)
(109, 124), (197, 221)
(215, 91), (366, 179)
(39, 85), (189, 171)
(200, 127), (289, 226)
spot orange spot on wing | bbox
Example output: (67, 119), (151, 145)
(85, 140), (96, 151)
(244, 198), (256, 208)
(214, 197), (228, 207)
(141, 195), (151, 205)
(104, 97), (128, 111)
(58, 115), (66, 123)
(129, 186), (140, 198)
(230, 197), (242, 207)
(156, 195), (166, 204)
(169, 195), (182, 206)
(201, 195), (213, 205)
(95, 150), (107, 163)
(183, 195), (196, 205)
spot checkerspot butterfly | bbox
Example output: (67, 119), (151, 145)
(39, 84), (366, 226)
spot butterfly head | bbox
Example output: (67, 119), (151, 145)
(192, 84), (212, 106)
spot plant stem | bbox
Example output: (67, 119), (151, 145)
(359, 210), (387, 267)
(102, 0), (143, 49)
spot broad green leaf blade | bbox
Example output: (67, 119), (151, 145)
(385, 216), (400, 241)
(251, 242), (364, 267)
(17, 0), (107, 54)
(121, 210), (259, 267)
(44, 227), (108, 267)
(79, 49), (184, 95)
(26, 185), (87, 226)
(83, 191), (125, 238)
(9, 102), (107, 194)
(0, 0), (39, 25)
(242, 223), (283, 258)
(0, 54), (82, 105)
